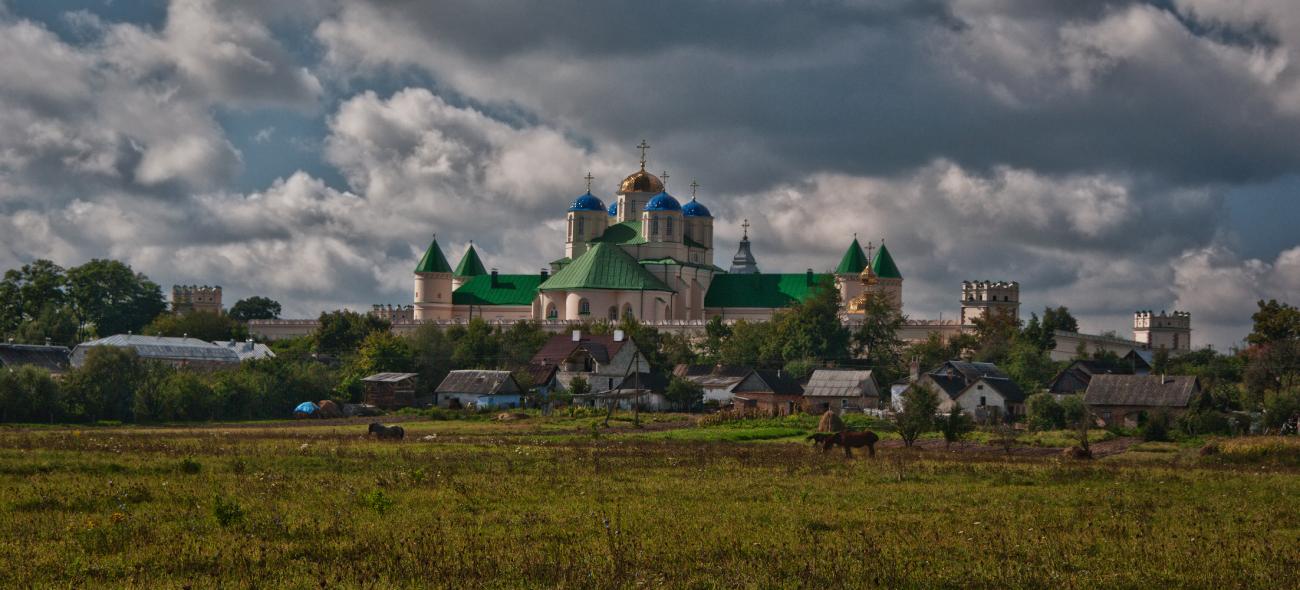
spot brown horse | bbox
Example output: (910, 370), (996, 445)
(822, 430), (879, 457)
(368, 422), (405, 440)
(806, 432), (837, 446)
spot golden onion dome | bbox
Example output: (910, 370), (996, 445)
(859, 264), (878, 286)
(619, 168), (664, 194)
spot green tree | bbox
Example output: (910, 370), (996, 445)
(933, 403), (974, 449)
(15, 305), (81, 346)
(905, 332), (961, 374)
(145, 311), (248, 341)
(354, 331), (414, 375)
(894, 384), (940, 447)
(773, 279), (849, 363)
(1003, 339), (1059, 395)
(970, 309), (1021, 364)
(451, 318), (500, 368)
(0, 259), (68, 335)
(699, 315), (731, 364)
(66, 259), (167, 337)
(0, 365), (63, 423)
(1025, 392), (1065, 430)
(719, 320), (778, 368)
(228, 296), (282, 322)
(62, 346), (146, 421)
(313, 310), (390, 354)
(410, 324), (456, 397)
(664, 376), (704, 411)
(1247, 299), (1300, 346)
(498, 321), (551, 369)
(852, 293), (907, 383)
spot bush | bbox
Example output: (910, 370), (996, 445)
(1025, 393), (1065, 431)
(1142, 411), (1172, 442)
(1178, 410), (1234, 437)
(212, 494), (244, 527)
(934, 405), (974, 448)
(179, 458), (202, 474)
(361, 489), (395, 514)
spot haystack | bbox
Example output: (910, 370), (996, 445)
(316, 400), (343, 419)
(817, 410), (844, 432)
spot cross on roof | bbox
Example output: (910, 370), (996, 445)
(866, 240), (874, 261)
(690, 179), (700, 199)
(636, 139), (650, 169)
(660, 170), (670, 188)
(584, 171), (594, 192)
(742, 219), (750, 240)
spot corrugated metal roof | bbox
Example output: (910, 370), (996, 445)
(453, 274), (542, 306)
(1085, 374), (1199, 408)
(362, 372), (419, 383)
(435, 370), (521, 395)
(804, 369), (879, 398)
(704, 273), (832, 308)
(0, 344), (71, 372)
(75, 335), (240, 363)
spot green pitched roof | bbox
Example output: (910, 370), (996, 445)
(871, 243), (902, 279)
(453, 274), (541, 306)
(835, 239), (868, 274)
(454, 245), (488, 277)
(415, 238), (452, 273)
(590, 221), (647, 245)
(539, 242), (674, 292)
(704, 273), (833, 308)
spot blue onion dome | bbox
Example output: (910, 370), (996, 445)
(681, 197), (712, 218)
(608, 201), (618, 216)
(645, 191), (682, 212)
(568, 192), (606, 212)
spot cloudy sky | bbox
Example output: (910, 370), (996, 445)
(2, 0), (1298, 348)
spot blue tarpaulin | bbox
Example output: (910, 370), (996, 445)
(294, 401), (318, 414)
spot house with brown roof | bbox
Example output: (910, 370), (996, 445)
(803, 369), (880, 413)
(1084, 374), (1200, 428)
(529, 330), (649, 394)
(732, 369), (804, 416)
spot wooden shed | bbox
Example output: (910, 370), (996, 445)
(362, 372), (419, 409)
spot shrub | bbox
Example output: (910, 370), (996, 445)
(1142, 411), (1172, 442)
(934, 404), (975, 448)
(211, 494), (244, 527)
(894, 385), (939, 447)
(1025, 393), (1065, 431)
(179, 458), (202, 474)
(361, 489), (395, 514)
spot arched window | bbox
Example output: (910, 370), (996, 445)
(622, 303), (634, 320)
(545, 303), (557, 319)
(666, 217), (674, 237)
(577, 217), (585, 237)
(579, 298), (591, 316)
(651, 217), (659, 236)
(608, 306), (619, 321)
(567, 217), (572, 240)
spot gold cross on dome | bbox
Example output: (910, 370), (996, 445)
(690, 179), (700, 198)
(584, 171), (594, 192)
(636, 140), (650, 168)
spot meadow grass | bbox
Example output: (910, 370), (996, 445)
(0, 417), (1297, 589)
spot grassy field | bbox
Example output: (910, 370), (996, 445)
(1, 415), (1297, 589)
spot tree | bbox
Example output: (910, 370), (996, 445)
(410, 324), (455, 397)
(664, 376), (704, 411)
(1247, 299), (1300, 346)
(145, 311), (248, 342)
(14, 305), (81, 346)
(0, 259), (68, 335)
(933, 403), (974, 449)
(699, 315), (731, 364)
(773, 279), (850, 364)
(66, 259), (167, 337)
(894, 384), (940, 447)
(970, 309), (1021, 364)
(852, 293), (907, 384)
(1025, 392), (1065, 431)
(451, 318), (500, 368)
(905, 332), (961, 374)
(228, 296), (282, 322)
(313, 310), (390, 354)
(0, 365), (63, 423)
(719, 320), (778, 368)
(1003, 340), (1059, 395)
(61, 346), (146, 422)
(568, 375), (591, 396)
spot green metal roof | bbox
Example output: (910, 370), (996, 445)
(454, 244), (488, 277)
(591, 221), (647, 245)
(453, 274), (541, 306)
(415, 238), (452, 273)
(539, 242), (674, 292)
(835, 239), (868, 274)
(704, 273), (832, 308)
(639, 258), (726, 272)
(871, 242), (902, 279)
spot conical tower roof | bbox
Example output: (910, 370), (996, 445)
(871, 242), (902, 279)
(835, 238), (868, 274)
(454, 244), (488, 277)
(414, 237), (452, 273)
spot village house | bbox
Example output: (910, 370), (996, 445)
(435, 370), (524, 409)
(912, 360), (1024, 419)
(672, 364), (752, 406)
(361, 373), (419, 409)
(802, 369), (880, 413)
(1084, 374), (1201, 428)
(604, 371), (672, 411)
(71, 335), (240, 369)
(529, 330), (648, 394)
(732, 369), (804, 416)
(0, 342), (71, 376)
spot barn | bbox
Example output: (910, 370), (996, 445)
(361, 373), (419, 409)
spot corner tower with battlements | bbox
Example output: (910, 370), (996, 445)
(1134, 310), (1191, 352)
(960, 280), (1020, 325)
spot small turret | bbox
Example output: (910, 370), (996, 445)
(413, 235), (454, 321)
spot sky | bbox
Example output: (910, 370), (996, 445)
(1, 0), (1298, 350)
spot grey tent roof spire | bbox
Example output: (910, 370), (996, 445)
(729, 219), (760, 274)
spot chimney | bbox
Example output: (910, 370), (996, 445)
(806, 268), (814, 285)
(540, 267), (549, 280)
(490, 268), (499, 287)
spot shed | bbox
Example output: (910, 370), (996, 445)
(435, 370), (524, 409)
(0, 343), (72, 375)
(803, 369), (880, 413)
(362, 372), (419, 409)
(1085, 374), (1200, 428)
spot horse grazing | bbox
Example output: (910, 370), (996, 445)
(822, 430), (879, 458)
(806, 432), (837, 446)
(368, 422), (405, 440)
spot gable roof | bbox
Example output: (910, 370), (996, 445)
(614, 371), (670, 393)
(415, 238), (453, 273)
(454, 245), (488, 277)
(919, 373), (967, 399)
(704, 273), (832, 308)
(804, 369), (879, 398)
(1085, 374), (1199, 408)
(734, 369), (803, 395)
(931, 360), (1008, 383)
(73, 335), (240, 363)
(961, 377), (1027, 403)
(1123, 349), (1155, 370)
(530, 333), (634, 367)
(672, 364), (753, 389)
(0, 343), (71, 372)
(435, 370), (521, 395)
(1046, 360), (1126, 394)
(361, 372), (418, 383)
(835, 239), (868, 274)
(871, 242), (902, 279)
(453, 274), (541, 306)
(538, 242), (673, 292)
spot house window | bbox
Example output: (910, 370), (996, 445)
(666, 217), (674, 237)
(979, 396), (986, 406)
(579, 298), (590, 315)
